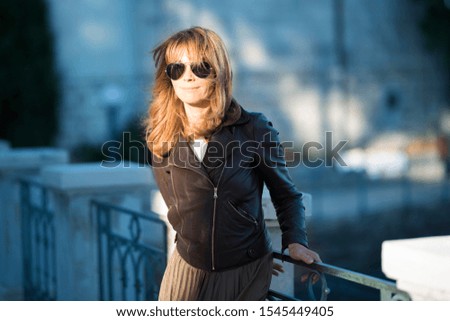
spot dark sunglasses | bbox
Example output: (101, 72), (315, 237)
(165, 62), (212, 80)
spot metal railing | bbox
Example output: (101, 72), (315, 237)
(17, 178), (409, 301)
(268, 251), (410, 301)
(19, 179), (57, 300)
(93, 200), (168, 301)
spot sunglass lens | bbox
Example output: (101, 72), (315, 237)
(166, 63), (185, 80)
(192, 62), (211, 78)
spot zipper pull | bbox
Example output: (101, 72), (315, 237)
(213, 187), (218, 199)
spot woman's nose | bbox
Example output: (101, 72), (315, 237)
(183, 65), (195, 81)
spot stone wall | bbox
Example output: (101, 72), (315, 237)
(45, 0), (448, 150)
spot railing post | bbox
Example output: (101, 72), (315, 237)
(96, 203), (111, 301)
(0, 147), (68, 300)
(38, 161), (154, 300)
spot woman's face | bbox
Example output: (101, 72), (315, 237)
(170, 53), (212, 109)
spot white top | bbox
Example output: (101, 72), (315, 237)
(190, 138), (208, 161)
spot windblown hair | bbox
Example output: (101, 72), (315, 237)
(144, 26), (233, 158)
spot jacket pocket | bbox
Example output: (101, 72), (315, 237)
(228, 200), (258, 229)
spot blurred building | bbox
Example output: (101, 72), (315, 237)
(45, 0), (448, 150)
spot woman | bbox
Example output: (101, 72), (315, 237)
(144, 26), (320, 300)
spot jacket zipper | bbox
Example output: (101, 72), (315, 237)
(211, 187), (218, 270)
(172, 149), (225, 271)
(228, 200), (258, 228)
(173, 169), (221, 271)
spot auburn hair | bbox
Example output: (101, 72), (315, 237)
(144, 26), (233, 158)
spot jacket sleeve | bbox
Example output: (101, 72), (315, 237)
(252, 113), (308, 251)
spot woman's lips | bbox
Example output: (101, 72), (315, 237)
(181, 87), (199, 90)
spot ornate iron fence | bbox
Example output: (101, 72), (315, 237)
(268, 251), (410, 301)
(18, 178), (409, 301)
(93, 200), (168, 301)
(19, 179), (57, 300)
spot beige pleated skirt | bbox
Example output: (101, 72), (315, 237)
(158, 247), (273, 301)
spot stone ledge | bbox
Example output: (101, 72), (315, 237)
(40, 161), (154, 190)
(0, 148), (68, 170)
(382, 235), (450, 300)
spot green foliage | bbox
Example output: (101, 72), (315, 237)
(70, 116), (150, 165)
(0, 0), (59, 147)
(70, 143), (106, 163)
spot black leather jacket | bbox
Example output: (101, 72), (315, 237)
(151, 104), (308, 271)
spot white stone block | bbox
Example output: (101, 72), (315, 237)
(0, 148), (68, 170)
(40, 161), (153, 190)
(382, 236), (450, 300)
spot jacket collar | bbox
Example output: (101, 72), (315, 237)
(168, 99), (250, 172)
(169, 124), (236, 174)
(222, 99), (250, 127)
(169, 135), (204, 175)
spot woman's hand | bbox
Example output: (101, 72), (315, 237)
(288, 243), (322, 283)
(288, 243), (321, 264)
(272, 262), (285, 276)
(272, 243), (321, 277)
